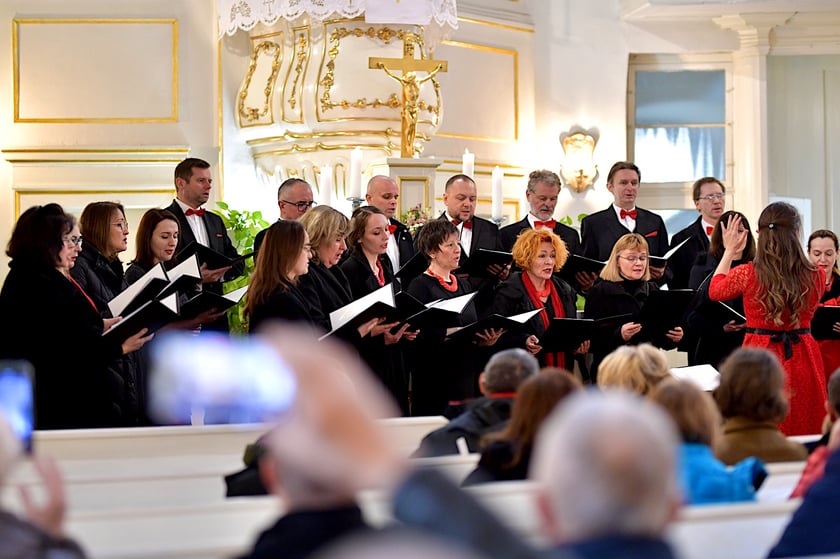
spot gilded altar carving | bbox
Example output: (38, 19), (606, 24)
(238, 38), (283, 126)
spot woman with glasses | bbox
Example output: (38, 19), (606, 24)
(70, 201), (150, 426)
(0, 204), (151, 429)
(684, 211), (756, 368)
(584, 233), (684, 383)
(710, 203), (825, 435)
(808, 229), (840, 383)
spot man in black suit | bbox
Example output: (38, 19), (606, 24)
(668, 177), (726, 289)
(254, 178), (315, 254)
(365, 175), (416, 277)
(166, 157), (243, 331)
(580, 161), (670, 282)
(500, 169), (595, 291)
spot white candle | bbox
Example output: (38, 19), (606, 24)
(491, 166), (504, 221)
(320, 166), (333, 207)
(462, 148), (475, 177)
(349, 147), (362, 200)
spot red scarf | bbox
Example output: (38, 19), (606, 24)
(522, 272), (565, 368)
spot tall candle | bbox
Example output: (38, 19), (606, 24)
(462, 148), (475, 177)
(320, 166), (333, 207)
(349, 147), (363, 200)
(491, 166), (504, 221)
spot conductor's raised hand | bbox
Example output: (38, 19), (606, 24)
(720, 213), (747, 254)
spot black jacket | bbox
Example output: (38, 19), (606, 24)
(669, 217), (710, 290)
(413, 397), (514, 457)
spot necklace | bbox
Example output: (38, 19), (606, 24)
(425, 268), (458, 292)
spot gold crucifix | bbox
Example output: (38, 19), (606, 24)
(369, 32), (447, 157)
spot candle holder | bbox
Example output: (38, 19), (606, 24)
(347, 197), (365, 211)
(490, 216), (508, 227)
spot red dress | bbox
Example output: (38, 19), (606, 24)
(818, 273), (840, 384)
(709, 264), (826, 436)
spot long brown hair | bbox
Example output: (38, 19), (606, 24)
(483, 368), (581, 469)
(709, 211), (755, 262)
(245, 220), (306, 318)
(754, 202), (817, 326)
(133, 209), (180, 270)
(79, 201), (126, 261)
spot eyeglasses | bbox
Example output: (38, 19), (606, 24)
(697, 193), (725, 201)
(281, 200), (317, 211)
(619, 255), (647, 264)
(112, 221), (129, 231)
(63, 235), (83, 247)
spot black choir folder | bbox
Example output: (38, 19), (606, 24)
(446, 308), (543, 342)
(457, 249), (513, 278)
(812, 306), (840, 340)
(565, 255), (607, 276)
(634, 289), (695, 339)
(400, 291), (478, 331)
(174, 242), (253, 272)
(157, 255), (202, 300)
(179, 285), (249, 321)
(540, 314), (633, 352)
(648, 237), (690, 269)
(323, 283), (397, 338)
(103, 293), (180, 344)
(395, 252), (428, 281)
(107, 256), (202, 319)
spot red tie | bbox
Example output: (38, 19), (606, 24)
(620, 209), (637, 220)
(388, 224), (397, 235)
(451, 219), (472, 229)
(185, 208), (206, 217)
(534, 220), (556, 229)
(706, 226), (714, 236)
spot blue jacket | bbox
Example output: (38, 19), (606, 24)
(680, 442), (763, 505)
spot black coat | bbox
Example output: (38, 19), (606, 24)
(0, 261), (125, 429)
(462, 440), (532, 486)
(580, 206), (670, 261)
(669, 217), (710, 290)
(413, 397), (513, 457)
(248, 282), (321, 334)
(297, 262), (352, 331)
(491, 272), (578, 367)
(69, 245), (142, 426)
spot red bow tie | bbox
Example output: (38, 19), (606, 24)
(620, 209), (637, 220)
(534, 220), (556, 229)
(452, 219), (472, 229)
(706, 225), (714, 235)
(388, 224), (397, 235)
(185, 208), (206, 217)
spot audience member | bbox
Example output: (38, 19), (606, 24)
(463, 368), (581, 486)
(597, 344), (670, 397)
(713, 347), (808, 465)
(650, 378), (765, 505)
(413, 348), (539, 457)
(790, 420), (840, 499)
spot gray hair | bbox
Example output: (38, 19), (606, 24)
(527, 170), (561, 193)
(277, 178), (312, 200)
(483, 348), (539, 394)
(531, 391), (680, 541)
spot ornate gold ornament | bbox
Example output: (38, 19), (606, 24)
(238, 39), (283, 125)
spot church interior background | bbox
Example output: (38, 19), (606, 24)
(1, 0), (839, 278)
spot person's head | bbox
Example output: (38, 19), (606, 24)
(598, 344), (671, 397)
(600, 233), (650, 282)
(79, 201), (129, 261)
(485, 368), (582, 469)
(174, 157), (213, 209)
(709, 211), (755, 262)
(808, 229), (840, 279)
(245, 221), (311, 317)
(692, 177), (726, 224)
(134, 209), (180, 269)
(478, 348), (540, 395)
(532, 391), (680, 543)
(415, 219), (460, 273)
(277, 178), (315, 220)
(7, 204), (77, 271)
(526, 170), (562, 221)
(347, 206), (390, 259)
(715, 347), (789, 423)
(825, 368), (840, 421)
(442, 174), (477, 222)
(298, 206), (350, 268)
(512, 229), (569, 283)
(754, 202), (817, 327)
(0, 412), (22, 486)
(606, 161), (641, 210)
(365, 176), (399, 219)
(650, 379), (721, 446)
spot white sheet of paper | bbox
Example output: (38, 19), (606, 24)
(670, 364), (720, 391)
(108, 262), (168, 317)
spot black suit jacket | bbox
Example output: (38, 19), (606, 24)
(499, 216), (581, 256)
(390, 217), (416, 268)
(441, 213), (501, 314)
(668, 217), (710, 290)
(580, 206), (669, 261)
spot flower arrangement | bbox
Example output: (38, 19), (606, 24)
(400, 204), (434, 236)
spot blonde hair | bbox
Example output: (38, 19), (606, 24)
(299, 206), (349, 265)
(511, 228), (569, 271)
(600, 233), (650, 282)
(650, 378), (721, 446)
(598, 344), (670, 396)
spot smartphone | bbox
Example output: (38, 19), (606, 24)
(149, 332), (296, 425)
(0, 360), (35, 453)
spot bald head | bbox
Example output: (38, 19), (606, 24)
(532, 391), (680, 543)
(442, 174), (477, 222)
(366, 176), (399, 218)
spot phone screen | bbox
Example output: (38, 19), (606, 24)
(0, 361), (35, 453)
